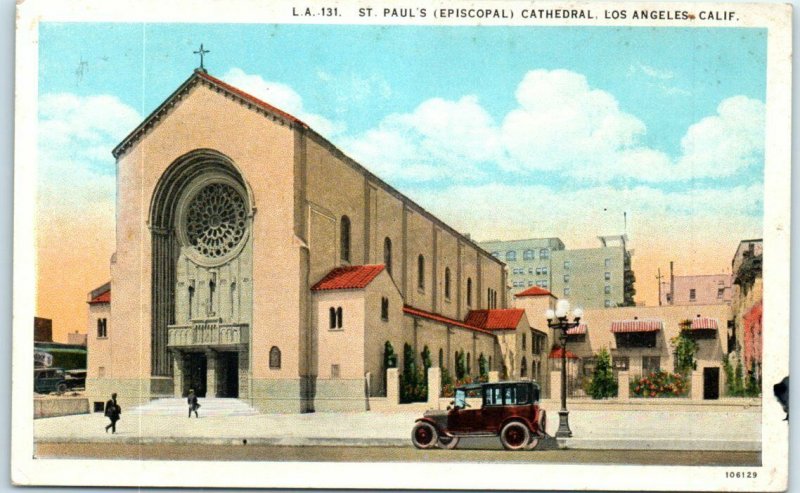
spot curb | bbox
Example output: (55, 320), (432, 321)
(36, 435), (760, 451)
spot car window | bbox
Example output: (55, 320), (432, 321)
(516, 384), (531, 404)
(483, 386), (503, 406)
(504, 385), (516, 404)
(454, 389), (467, 409)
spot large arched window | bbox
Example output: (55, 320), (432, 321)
(269, 346), (281, 369)
(466, 278), (473, 307)
(444, 267), (451, 300)
(417, 255), (425, 290)
(467, 352), (471, 375)
(340, 215), (351, 262)
(438, 348), (444, 368)
(521, 357), (528, 378)
(336, 307), (343, 328)
(383, 237), (392, 276)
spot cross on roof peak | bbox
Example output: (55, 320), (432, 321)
(193, 43), (210, 73)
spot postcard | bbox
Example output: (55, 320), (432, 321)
(12, 0), (791, 490)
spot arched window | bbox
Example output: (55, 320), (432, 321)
(340, 216), (351, 262)
(521, 357), (528, 378)
(383, 237), (392, 275)
(269, 346), (281, 369)
(489, 356), (493, 370)
(336, 307), (343, 328)
(466, 278), (472, 307)
(230, 282), (236, 317)
(329, 307), (337, 329)
(188, 285), (195, 320)
(444, 267), (451, 300)
(380, 297), (389, 321)
(438, 348), (444, 368)
(208, 279), (216, 315)
(417, 255), (425, 290)
(467, 352), (471, 375)
(506, 251), (517, 262)
(523, 249), (535, 261)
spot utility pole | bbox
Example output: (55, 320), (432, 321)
(656, 268), (663, 306)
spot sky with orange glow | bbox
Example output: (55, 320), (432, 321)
(36, 24), (765, 342)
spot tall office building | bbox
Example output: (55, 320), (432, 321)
(480, 235), (635, 309)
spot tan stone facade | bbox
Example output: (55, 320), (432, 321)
(86, 70), (508, 412)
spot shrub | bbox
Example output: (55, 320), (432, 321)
(588, 348), (618, 399)
(671, 321), (698, 375)
(630, 370), (689, 398)
(478, 353), (488, 377)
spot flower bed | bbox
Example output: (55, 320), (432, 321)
(630, 371), (689, 398)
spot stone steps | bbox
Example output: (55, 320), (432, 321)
(129, 398), (259, 417)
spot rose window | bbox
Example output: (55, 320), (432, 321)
(184, 183), (247, 259)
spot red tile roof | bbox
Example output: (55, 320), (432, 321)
(89, 289), (111, 304)
(610, 319), (662, 333)
(515, 286), (555, 297)
(548, 347), (579, 359)
(195, 71), (308, 129)
(402, 306), (493, 335)
(311, 265), (385, 291)
(464, 309), (525, 331)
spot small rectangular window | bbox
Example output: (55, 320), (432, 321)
(612, 357), (630, 371)
(563, 274), (570, 283)
(717, 288), (725, 299)
(98, 366), (106, 377)
(605, 272), (611, 281)
(605, 258), (612, 268)
(381, 297), (389, 321)
(689, 288), (696, 301)
(331, 364), (340, 378)
(605, 285), (612, 294)
(604, 299), (612, 308)
(564, 287), (570, 296)
(563, 260), (571, 269)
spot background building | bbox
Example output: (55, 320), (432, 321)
(34, 317), (53, 343)
(660, 273), (733, 306)
(730, 239), (763, 379)
(481, 235), (635, 309)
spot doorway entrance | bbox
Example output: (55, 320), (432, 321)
(703, 367), (720, 400)
(183, 352), (207, 397)
(218, 352), (239, 398)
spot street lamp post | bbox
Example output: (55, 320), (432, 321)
(546, 299), (583, 439)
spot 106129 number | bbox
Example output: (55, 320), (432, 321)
(726, 471), (757, 479)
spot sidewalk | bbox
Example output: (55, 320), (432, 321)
(34, 406), (762, 451)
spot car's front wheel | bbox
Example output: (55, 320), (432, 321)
(437, 435), (460, 449)
(56, 383), (67, 394)
(500, 421), (530, 451)
(411, 422), (439, 449)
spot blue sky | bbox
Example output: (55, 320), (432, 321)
(36, 22), (767, 328)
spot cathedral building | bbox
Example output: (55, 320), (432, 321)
(85, 68), (529, 413)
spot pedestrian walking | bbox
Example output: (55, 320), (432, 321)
(188, 389), (200, 418)
(104, 393), (121, 433)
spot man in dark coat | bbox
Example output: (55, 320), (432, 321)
(188, 389), (200, 418)
(104, 393), (121, 433)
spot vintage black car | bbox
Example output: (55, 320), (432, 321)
(411, 380), (547, 451)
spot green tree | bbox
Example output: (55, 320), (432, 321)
(478, 353), (488, 377)
(383, 341), (397, 369)
(455, 350), (466, 380)
(420, 345), (432, 384)
(671, 321), (698, 375)
(588, 348), (618, 399)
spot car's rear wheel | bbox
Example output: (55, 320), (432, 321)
(500, 421), (530, 451)
(437, 435), (460, 449)
(56, 383), (67, 393)
(411, 422), (438, 449)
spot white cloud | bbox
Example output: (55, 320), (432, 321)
(339, 69), (764, 185)
(38, 93), (142, 213)
(629, 63), (674, 80)
(221, 67), (345, 137)
(340, 95), (501, 181)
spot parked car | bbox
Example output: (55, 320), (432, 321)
(411, 380), (547, 451)
(64, 369), (87, 390)
(34, 367), (69, 394)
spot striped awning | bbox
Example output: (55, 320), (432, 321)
(610, 319), (662, 333)
(566, 323), (587, 335)
(690, 317), (719, 330)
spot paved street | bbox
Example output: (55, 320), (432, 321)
(35, 442), (760, 465)
(34, 404), (762, 452)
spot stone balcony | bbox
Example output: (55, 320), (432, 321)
(167, 319), (249, 349)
